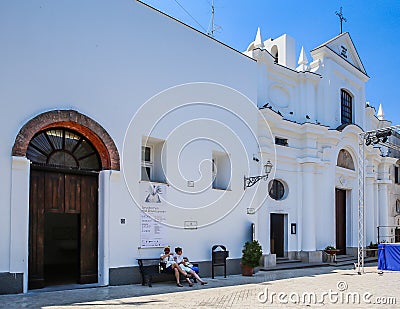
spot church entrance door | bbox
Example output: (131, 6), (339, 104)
(270, 213), (285, 257)
(27, 128), (100, 289)
(335, 189), (346, 255)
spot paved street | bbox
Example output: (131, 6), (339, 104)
(0, 264), (398, 308)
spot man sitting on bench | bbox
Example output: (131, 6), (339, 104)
(160, 246), (192, 287)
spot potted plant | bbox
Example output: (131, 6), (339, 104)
(324, 245), (339, 255)
(323, 245), (340, 262)
(241, 240), (263, 276)
(324, 246), (339, 254)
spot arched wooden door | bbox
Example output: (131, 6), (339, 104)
(27, 128), (100, 289)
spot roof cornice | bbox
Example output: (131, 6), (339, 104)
(252, 48), (322, 80)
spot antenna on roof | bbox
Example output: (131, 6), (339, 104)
(207, 0), (222, 37)
(211, 0), (215, 37)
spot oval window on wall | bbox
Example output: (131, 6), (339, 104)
(268, 179), (286, 200)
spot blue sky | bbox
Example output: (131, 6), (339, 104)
(141, 0), (400, 125)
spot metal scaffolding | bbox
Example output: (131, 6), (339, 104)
(357, 125), (400, 274)
(357, 132), (365, 275)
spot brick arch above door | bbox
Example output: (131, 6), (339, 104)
(12, 110), (120, 170)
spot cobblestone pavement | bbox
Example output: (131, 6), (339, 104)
(0, 264), (398, 308)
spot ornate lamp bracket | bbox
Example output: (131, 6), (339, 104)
(244, 160), (273, 190)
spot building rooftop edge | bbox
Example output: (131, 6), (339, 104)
(135, 0), (256, 63)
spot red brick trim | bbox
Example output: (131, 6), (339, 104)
(12, 110), (120, 170)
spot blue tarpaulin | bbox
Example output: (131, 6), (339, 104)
(378, 243), (400, 271)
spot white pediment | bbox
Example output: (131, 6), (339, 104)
(311, 32), (367, 76)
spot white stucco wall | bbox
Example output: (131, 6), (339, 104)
(0, 0), (258, 275)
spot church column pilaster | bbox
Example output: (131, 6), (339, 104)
(10, 156), (30, 293)
(377, 180), (390, 229)
(365, 172), (376, 244)
(301, 162), (316, 251)
(377, 158), (396, 242)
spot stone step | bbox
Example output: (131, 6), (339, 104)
(328, 256), (377, 267)
(264, 255), (378, 270)
(261, 262), (328, 272)
(276, 258), (302, 265)
(335, 255), (356, 262)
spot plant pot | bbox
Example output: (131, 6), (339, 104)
(366, 248), (377, 257)
(241, 264), (253, 276)
(324, 250), (339, 255)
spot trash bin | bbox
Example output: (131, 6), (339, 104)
(212, 245), (229, 279)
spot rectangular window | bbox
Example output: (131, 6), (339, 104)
(141, 138), (166, 183)
(212, 151), (231, 190)
(341, 90), (353, 125)
(275, 137), (288, 147)
(141, 166), (151, 181)
(212, 158), (217, 188)
(141, 146), (153, 181)
(395, 166), (400, 184)
(142, 146), (151, 163)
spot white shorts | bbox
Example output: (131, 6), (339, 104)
(179, 264), (192, 273)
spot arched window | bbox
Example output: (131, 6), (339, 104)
(341, 89), (353, 125)
(337, 149), (355, 170)
(27, 128), (101, 171)
(271, 45), (278, 63)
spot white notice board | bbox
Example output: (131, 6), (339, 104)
(140, 184), (168, 248)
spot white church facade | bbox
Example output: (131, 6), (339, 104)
(0, 0), (399, 294)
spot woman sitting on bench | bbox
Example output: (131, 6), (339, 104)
(174, 247), (207, 285)
(160, 246), (192, 287)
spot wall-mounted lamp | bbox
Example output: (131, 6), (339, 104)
(365, 129), (392, 146)
(244, 160), (273, 190)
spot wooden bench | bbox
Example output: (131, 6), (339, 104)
(137, 258), (199, 287)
